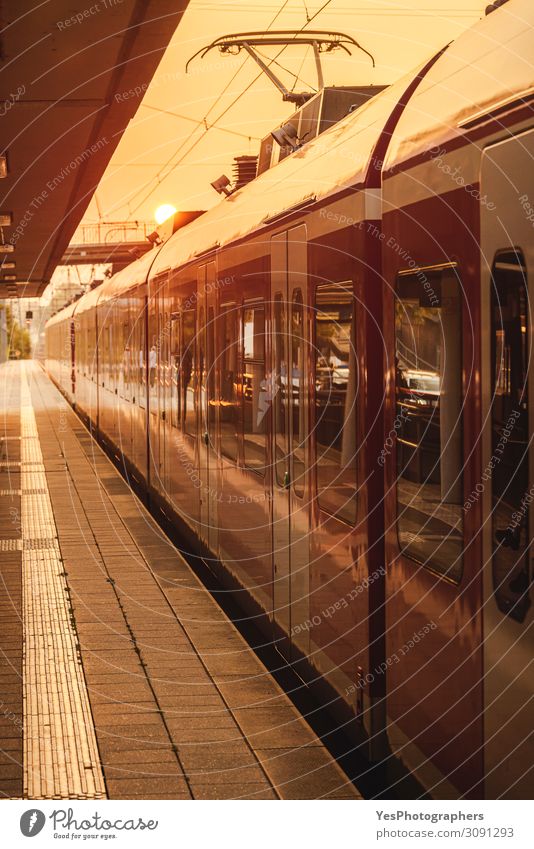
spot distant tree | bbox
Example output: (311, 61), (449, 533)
(5, 305), (32, 359)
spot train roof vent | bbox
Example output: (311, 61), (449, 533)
(257, 85), (387, 176)
(233, 155), (259, 190)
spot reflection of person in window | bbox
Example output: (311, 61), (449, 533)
(139, 348), (145, 384)
(182, 347), (193, 414)
(123, 346), (130, 388)
(149, 345), (157, 387)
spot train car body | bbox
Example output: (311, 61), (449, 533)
(381, 4), (534, 798)
(46, 0), (534, 798)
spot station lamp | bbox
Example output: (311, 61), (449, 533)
(0, 213), (12, 227)
(0, 154), (7, 178)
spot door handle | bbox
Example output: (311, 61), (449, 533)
(283, 470), (290, 489)
(203, 431), (209, 446)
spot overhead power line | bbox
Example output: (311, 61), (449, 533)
(141, 103), (261, 140)
(125, 0), (292, 217)
(127, 0), (336, 217)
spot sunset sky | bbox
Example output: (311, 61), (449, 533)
(83, 0), (488, 226)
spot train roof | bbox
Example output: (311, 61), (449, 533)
(384, 0), (534, 170)
(46, 0), (534, 327)
(46, 298), (79, 328)
(47, 66), (419, 325)
(148, 69), (421, 279)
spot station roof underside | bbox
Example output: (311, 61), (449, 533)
(0, 0), (188, 298)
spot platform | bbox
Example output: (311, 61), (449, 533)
(0, 361), (360, 801)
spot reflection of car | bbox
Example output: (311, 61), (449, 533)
(399, 368), (440, 407)
(315, 364), (348, 392)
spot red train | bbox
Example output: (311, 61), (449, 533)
(46, 1), (534, 798)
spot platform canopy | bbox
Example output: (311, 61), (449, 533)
(0, 0), (189, 297)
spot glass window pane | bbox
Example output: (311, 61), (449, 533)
(219, 303), (239, 461)
(243, 304), (266, 473)
(273, 293), (287, 486)
(490, 250), (530, 622)
(314, 282), (357, 523)
(291, 291), (306, 498)
(207, 306), (216, 429)
(138, 308), (146, 409)
(395, 266), (463, 581)
(170, 316), (180, 428)
(182, 309), (196, 436)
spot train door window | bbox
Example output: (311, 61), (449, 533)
(219, 302), (239, 461)
(138, 310), (146, 410)
(109, 323), (115, 392)
(122, 321), (130, 401)
(273, 292), (287, 485)
(101, 322), (108, 387)
(207, 305), (216, 432)
(182, 309), (196, 436)
(395, 265), (463, 581)
(243, 302), (266, 473)
(170, 314), (180, 428)
(199, 305), (206, 430)
(490, 249), (530, 622)
(291, 290), (306, 497)
(314, 282), (357, 523)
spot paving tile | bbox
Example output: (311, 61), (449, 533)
(0, 363), (360, 801)
(106, 777), (191, 799)
(190, 783), (277, 800)
(255, 747), (359, 799)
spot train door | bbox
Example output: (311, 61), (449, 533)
(480, 128), (534, 798)
(198, 262), (219, 552)
(271, 225), (310, 657)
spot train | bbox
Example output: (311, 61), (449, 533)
(46, 0), (534, 799)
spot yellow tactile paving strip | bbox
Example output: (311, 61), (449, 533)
(20, 364), (106, 800)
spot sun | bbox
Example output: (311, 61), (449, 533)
(154, 204), (177, 225)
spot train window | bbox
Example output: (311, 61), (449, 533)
(490, 249), (530, 622)
(182, 309), (196, 436)
(170, 315), (180, 428)
(207, 306), (216, 432)
(314, 282), (357, 523)
(101, 323), (108, 387)
(122, 321), (130, 401)
(243, 302), (266, 473)
(395, 265), (463, 581)
(273, 292), (287, 486)
(138, 309), (146, 409)
(291, 290), (306, 498)
(219, 302), (239, 462)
